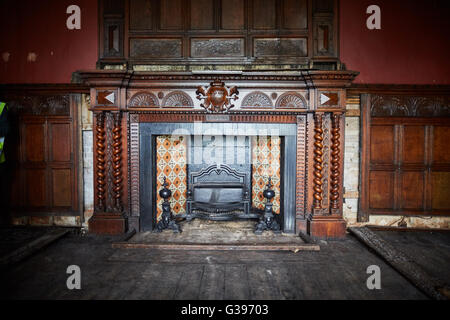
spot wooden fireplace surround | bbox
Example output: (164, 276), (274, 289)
(78, 69), (358, 239)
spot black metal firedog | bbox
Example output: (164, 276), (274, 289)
(254, 177), (281, 235)
(155, 177), (181, 233)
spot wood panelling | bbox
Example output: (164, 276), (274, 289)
(25, 168), (46, 208)
(360, 91), (450, 220)
(282, 0), (307, 30)
(0, 89), (81, 219)
(221, 0), (245, 30)
(403, 125), (425, 164)
(160, 0), (184, 30)
(50, 123), (71, 162)
(52, 169), (72, 207)
(369, 171), (394, 209)
(431, 172), (450, 209)
(191, 0), (215, 30)
(130, 0), (153, 30)
(433, 126), (450, 163)
(23, 123), (45, 162)
(99, 0), (339, 67)
(401, 171), (424, 210)
(369, 126), (394, 164)
(252, 0), (277, 30)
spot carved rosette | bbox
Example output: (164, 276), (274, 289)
(330, 113), (341, 214)
(275, 92), (307, 109)
(129, 92), (159, 107)
(162, 91), (194, 107)
(196, 80), (239, 113)
(241, 91), (273, 108)
(95, 112), (106, 211)
(313, 113), (324, 213)
(112, 112), (123, 212)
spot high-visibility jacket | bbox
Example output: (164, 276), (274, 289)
(0, 102), (7, 163)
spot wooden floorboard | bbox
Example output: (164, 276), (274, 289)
(0, 232), (432, 300)
(224, 264), (251, 300)
(198, 264), (226, 300)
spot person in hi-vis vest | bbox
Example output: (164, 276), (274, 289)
(0, 102), (8, 163)
(0, 101), (9, 225)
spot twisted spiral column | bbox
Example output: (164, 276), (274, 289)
(313, 113), (324, 212)
(112, 112), (123, 212)
(330, 113), (341, 212)
(95, 112), (106, 211)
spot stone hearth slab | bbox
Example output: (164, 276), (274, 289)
(112, 220), (320, 251)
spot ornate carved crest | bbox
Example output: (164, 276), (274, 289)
(196, 80), (239, 113)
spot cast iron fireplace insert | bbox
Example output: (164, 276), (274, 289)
(185, 164), (259, 221)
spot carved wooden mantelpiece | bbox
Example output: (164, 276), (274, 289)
(79, 70), (358, 239)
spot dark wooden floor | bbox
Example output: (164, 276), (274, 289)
(0, 229), (433, 300)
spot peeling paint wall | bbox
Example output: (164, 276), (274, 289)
(0, 0), (98, 84)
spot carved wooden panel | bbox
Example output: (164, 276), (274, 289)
(162, 91), (194, 107)
(129, 92), (160, 107)
(130, 39), (182, 59)
(371, 95), (450, 117)
(275, 92), (307, 109)
(241, 91), (273, 108)
(254, 38), (308, 58)
(296, 115), (307, 218)
(191, 38), (245, 58)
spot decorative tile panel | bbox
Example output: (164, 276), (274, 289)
(251, 136), (281, 214)
(156, 135), (187, 220)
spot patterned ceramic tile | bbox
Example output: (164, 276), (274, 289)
(156, 135), (187, 220)
(251, 136), (281, 214)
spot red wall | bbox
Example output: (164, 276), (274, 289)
(340, 0), (450, 84)
(1, 0), (449, 85)
(0, 0), (97, 84)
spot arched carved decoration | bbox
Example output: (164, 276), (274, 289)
(275, 92), (307, 109)
(162, 91), (194, 108)
(128, 92), (159, 107)
(241, 91), (273, 108)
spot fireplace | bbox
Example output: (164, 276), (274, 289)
(138, 122), (298, 232)
(79, 70), (358, 239)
